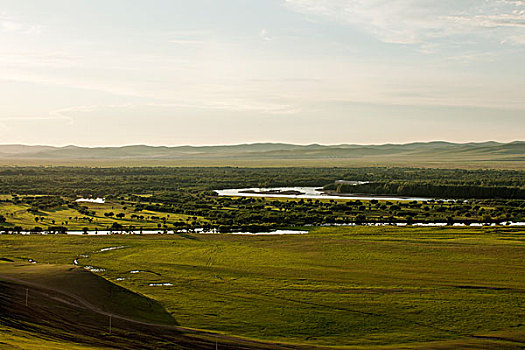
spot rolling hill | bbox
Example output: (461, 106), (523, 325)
(0, 263), (302, 349)
(0, 141), (523, 168)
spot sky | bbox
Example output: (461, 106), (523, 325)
(0, 0), (524, 146)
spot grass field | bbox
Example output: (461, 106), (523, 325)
(1, 226), (524, 348)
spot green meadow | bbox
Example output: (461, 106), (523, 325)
(1, 226), (524, 348)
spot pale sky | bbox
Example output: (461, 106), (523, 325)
(0, 0), (524, 146)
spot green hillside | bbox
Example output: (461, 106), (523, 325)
(0, 263), (292, 349)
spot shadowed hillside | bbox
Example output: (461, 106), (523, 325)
(0, 263), (302, 349)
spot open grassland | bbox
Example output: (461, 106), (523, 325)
(1, 226), (524, 348)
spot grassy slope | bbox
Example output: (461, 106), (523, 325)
(0, 264), (178, 350)
(0, 264), (298, 350)
(0, 264), (176, 325)
(1, 226), (524, 348)
(0, 325), (109, 350)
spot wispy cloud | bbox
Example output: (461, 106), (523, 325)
(0, 113), (73, 124)
(284, 0), (525, 46)
(47, 99), (301, 120)
(0, 50), (80, 68)
(260, 29), (272, 41)
(167, 30), (211, 45)
(0, 11), (43, 34)
(169, 39), (205, 44)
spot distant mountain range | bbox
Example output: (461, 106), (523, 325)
(0, 141), (523, 164)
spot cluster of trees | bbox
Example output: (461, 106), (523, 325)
(332, 182), (525, 199)
(13, 195), (66, 211)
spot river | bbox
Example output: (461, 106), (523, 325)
(215, 187), (439, 202)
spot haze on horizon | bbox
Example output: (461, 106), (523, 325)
(0, 0), (524, 147)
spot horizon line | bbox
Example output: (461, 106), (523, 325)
(0, 140), (523, 149)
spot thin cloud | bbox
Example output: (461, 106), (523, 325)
(44, 99), (301, 123)
(445, 13), (525, 28)
(0, 50), (80, 68)
(260, 29), (272, 41)
(169, 39), (205, 44)
(0, 113), (74, 123)
(0, 12), (43, 34)
(284, 0), (525, 46)
(167, 30), (211, 45)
